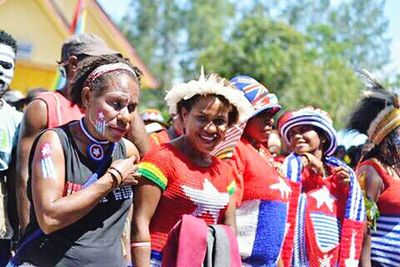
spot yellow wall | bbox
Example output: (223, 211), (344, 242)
(0, 0), (68, 91)
(0, 0), (157, 92)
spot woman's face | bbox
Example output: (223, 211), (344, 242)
(287, 125), (324, 155)
(181, 95), (231, 156)
(84, 71), (139, 142)
(244, 110), (274, 143)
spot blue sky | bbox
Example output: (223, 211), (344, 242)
(98, 0), (400, 77)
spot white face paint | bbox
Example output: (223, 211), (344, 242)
(0, 44), (16, 94)
(40, 143), (56, 179)
(95, 110), (106, 135)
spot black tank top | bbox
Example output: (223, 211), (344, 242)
(18, 124), (133, 267)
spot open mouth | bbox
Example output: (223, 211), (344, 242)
(199, 133), (217, 143)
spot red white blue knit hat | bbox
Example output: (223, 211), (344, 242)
(140, 108), (166, 126)
(230, 75), (281, 119)
(278, 107), (338, 156)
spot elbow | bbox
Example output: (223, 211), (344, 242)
(37, 214), (61, 235)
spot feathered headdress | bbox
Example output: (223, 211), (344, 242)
(165, 67), (253, 122)
(347, 69), (400, 145)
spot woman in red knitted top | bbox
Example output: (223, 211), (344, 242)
(132, 70), (253, 266)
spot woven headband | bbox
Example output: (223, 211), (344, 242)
(84, 62), (137, 87)
(368, 107), (400, 144)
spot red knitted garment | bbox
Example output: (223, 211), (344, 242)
(138, 144), (236, 252)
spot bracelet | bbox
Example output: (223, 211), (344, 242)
(107, 169), (122, 188)
(109, 166), (123, 180)
(107, 171), (119, 189)
(131, 241), (151, 248)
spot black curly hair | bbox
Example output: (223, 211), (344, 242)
(0, 30), (17, 53)
(70, 54), (142, 107)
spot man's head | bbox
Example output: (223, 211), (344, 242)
(60, 33), (120, 64)
(0, 30), (17, 97)
(58, 33), (121, 97)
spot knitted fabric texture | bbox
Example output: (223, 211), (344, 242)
(137, 144), (236, 254)
(281, 153), (365, 267)
(230, 138), (290, 266)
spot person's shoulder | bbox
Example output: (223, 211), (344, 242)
(22, 99), (48, 131)
(122, 138), (140, 160)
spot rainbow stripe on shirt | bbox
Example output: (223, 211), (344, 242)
(138, 162), (168, 190)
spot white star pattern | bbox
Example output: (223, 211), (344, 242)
(181, 179), (230, 223)
(310, 186), (336, 212)
(319, 254), (333, 267)
(269, 178), (292, 199)
(41, 143), (51, 157)
(98, 111), (105, 120)
(93, 147), (101, 157)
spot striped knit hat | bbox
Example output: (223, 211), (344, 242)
(230, 75), (280, 119)
(278, 107), (338, 156)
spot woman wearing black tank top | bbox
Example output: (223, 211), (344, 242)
(11, 55), (142, 267)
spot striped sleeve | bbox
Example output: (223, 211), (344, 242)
(137, 162), (168, 190)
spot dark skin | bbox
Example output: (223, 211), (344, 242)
(31, 72), (140, 234)
(357, 160), (384, 267)
(131, 95), (237, 267)
(16, 56), (150, 237)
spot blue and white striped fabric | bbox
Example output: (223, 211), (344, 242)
(292, 194), (307, 267)
(371, 215), (400, 267)
(236, 199), (288, 267)
(310, 212), (341, 251)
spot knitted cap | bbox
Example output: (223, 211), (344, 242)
(230, 75), (280, 119)
(278, 107), (338, 156)
(141, 108), (167, 126)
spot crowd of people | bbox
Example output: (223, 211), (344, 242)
(1, 28), (399, 267)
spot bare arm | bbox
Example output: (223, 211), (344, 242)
(223, 197), (237, 233)
(131, 178), (162, 267)
(126, 109), (150, 158)
(31, 131), (138, 234)
(357, 163), (383, 267)
(16, 100), (48, 236)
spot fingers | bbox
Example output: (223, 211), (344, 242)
(120, 172), (141, 186)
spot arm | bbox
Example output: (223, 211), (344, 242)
(131, 178), (162, 267)
(126, 109), (150, 158)
(357, 163), (383, 267)
(16, 100), (48, 236)
(31, 131), (138, 234)
(223, 197), (237, 233)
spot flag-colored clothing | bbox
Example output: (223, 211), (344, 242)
(137, 144), (236, 266)
(282, 153), (365, 267)
(357, 159), (400, 267)
(35, 91), (84, 129)
(229, 137), (290, 266)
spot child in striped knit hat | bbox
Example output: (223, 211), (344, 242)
(278, 107), (365, 267)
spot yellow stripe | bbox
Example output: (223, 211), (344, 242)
(138, 162), (168, 186)
(227, 180), (236, 195)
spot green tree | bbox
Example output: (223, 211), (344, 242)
(198, 13), (360, 128)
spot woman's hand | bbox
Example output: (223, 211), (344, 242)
(107, 156), (139, 187)
(300, 152), (324, 175)
(332, 166), (351, 184)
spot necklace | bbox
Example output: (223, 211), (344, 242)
(79, 118), (110, 162)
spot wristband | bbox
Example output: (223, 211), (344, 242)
(131, 241), (151, 248)
(107, 169), (122, 188)
(109, 166), (123, 179)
